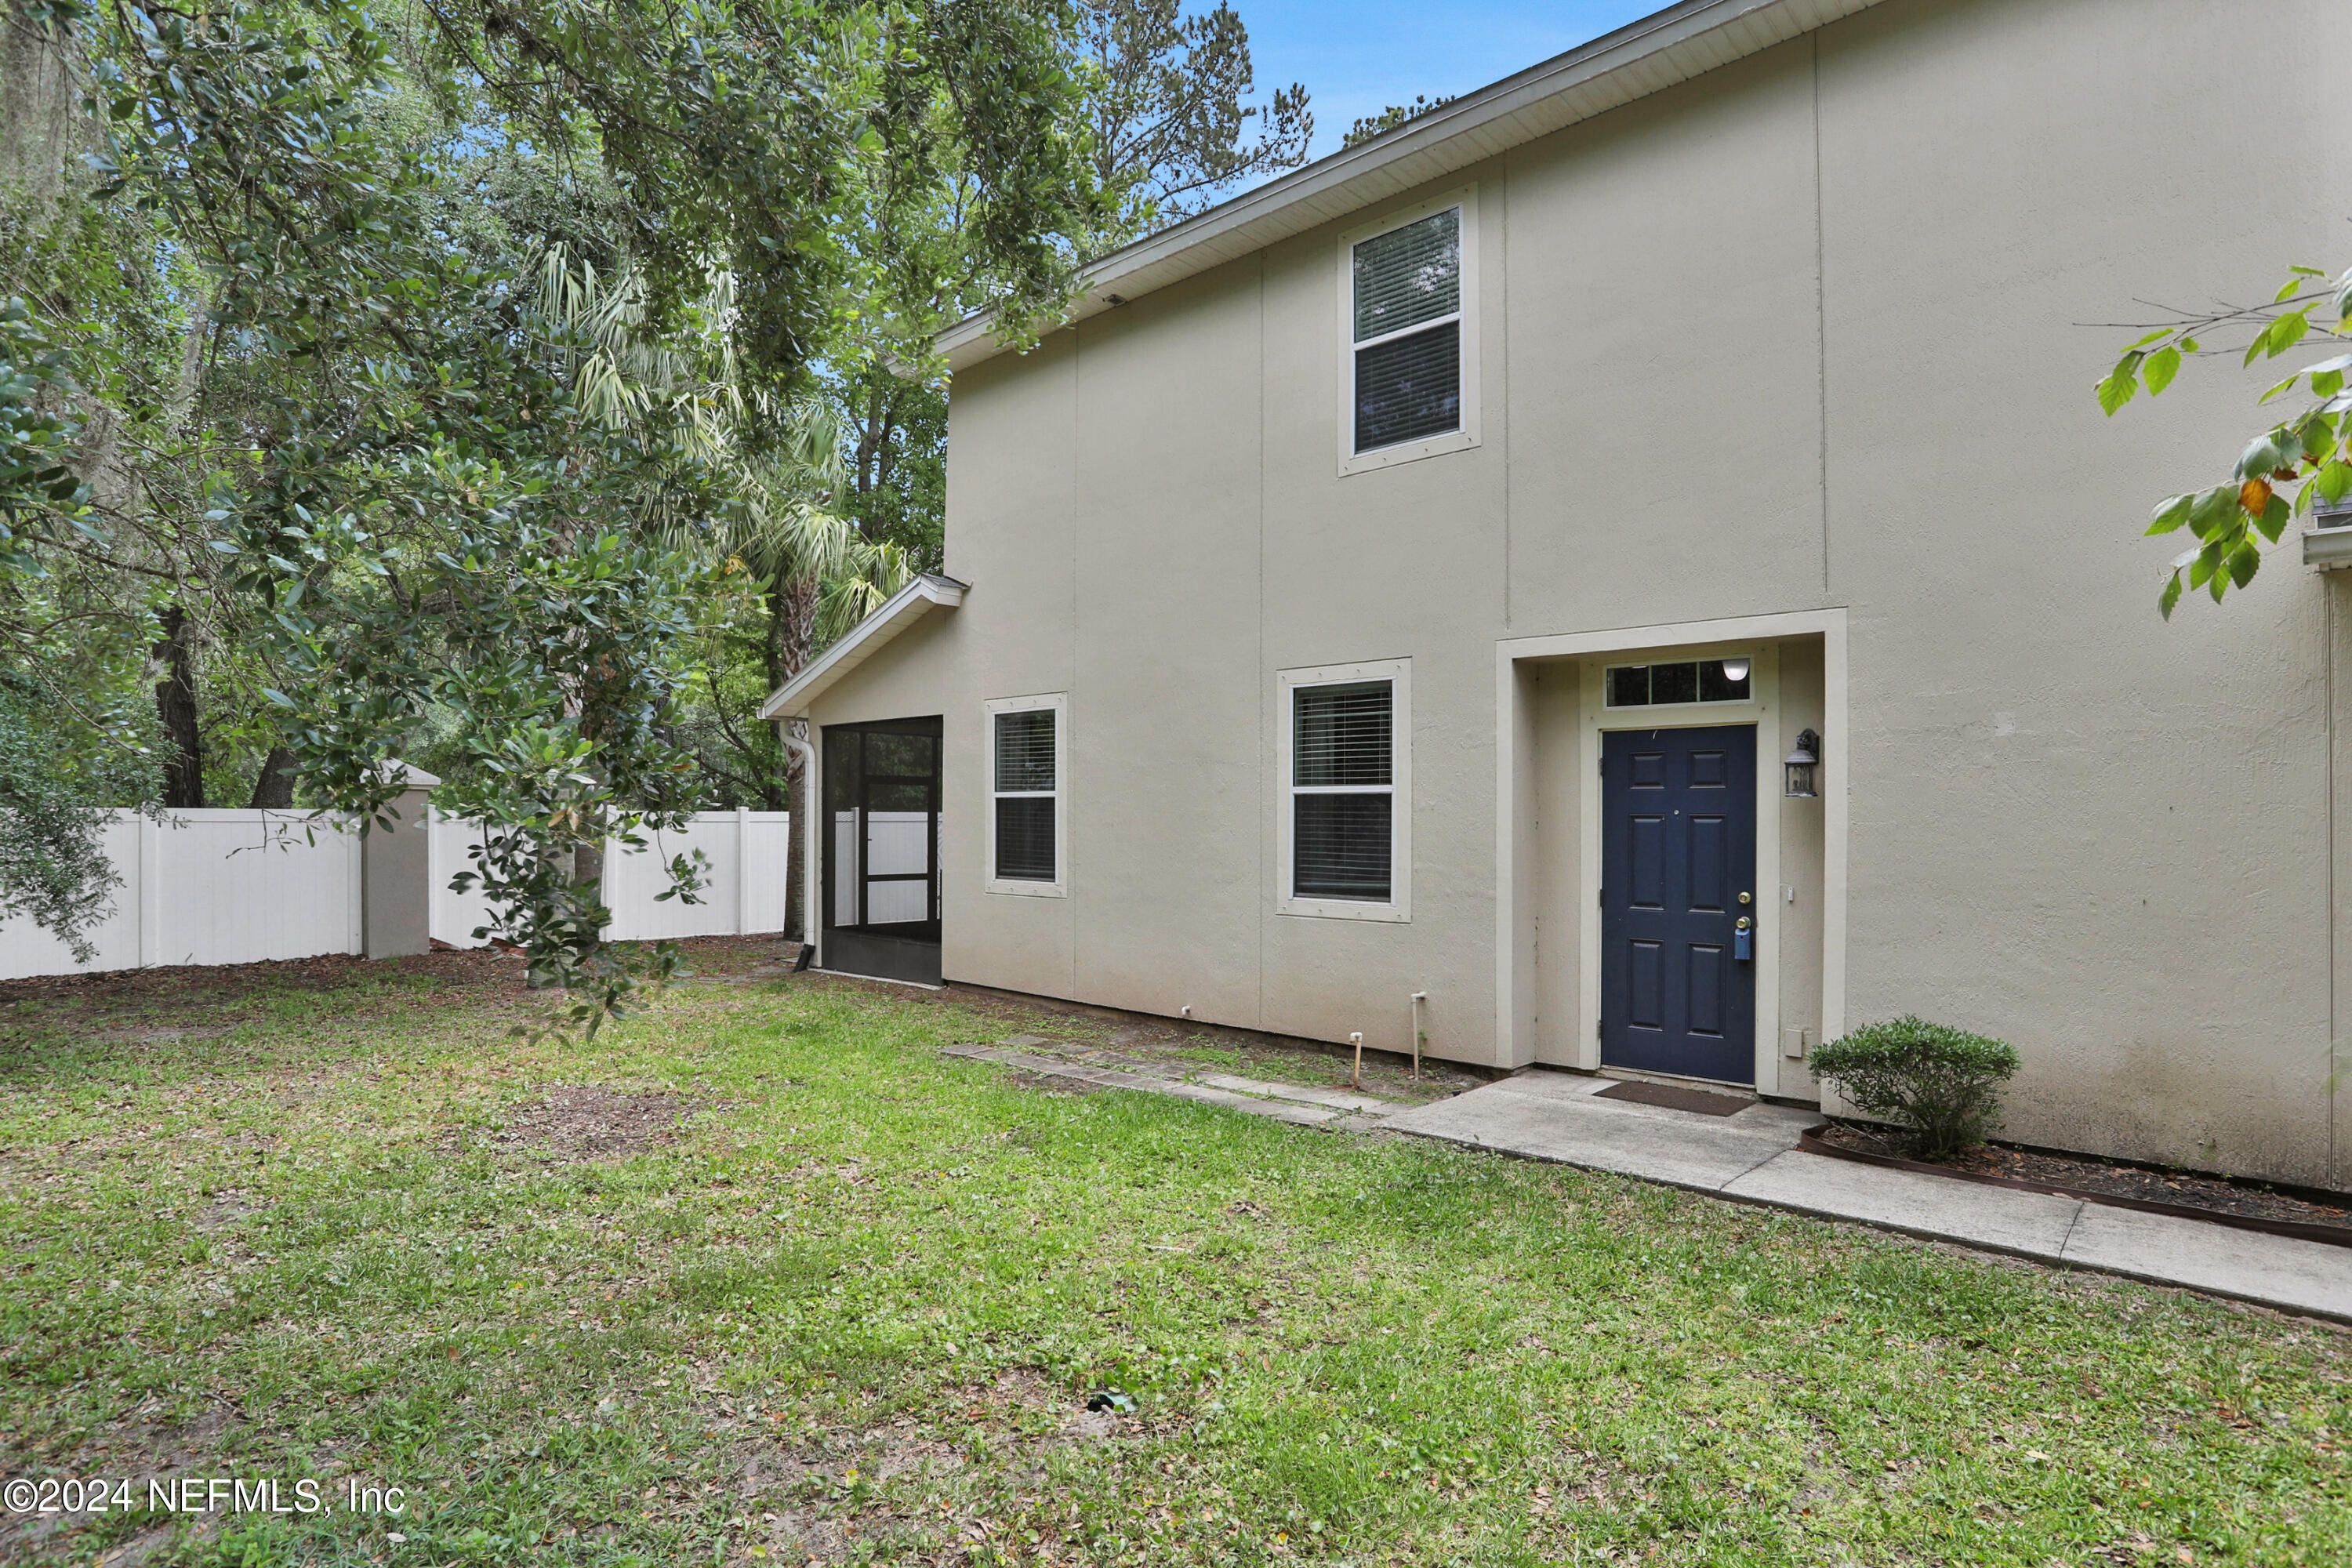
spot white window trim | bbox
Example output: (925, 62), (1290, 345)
(1600, 651), (1760, 710)
(985, 692), (1067, 898)
(1277, 659), (1411, 922)
(1337, 185), (1481, 477)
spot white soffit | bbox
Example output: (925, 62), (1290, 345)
(938, 0), (1886, 373)
(757, 573), (967, 720)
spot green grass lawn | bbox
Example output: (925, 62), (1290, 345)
(2, 947), (2347, 1566)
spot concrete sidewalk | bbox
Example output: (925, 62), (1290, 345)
(942, 1037), (2352, 1323)
(1384, 1069), (2352, 1325)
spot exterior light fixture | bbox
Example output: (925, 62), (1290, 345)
(1784, 729), (1820, 799)
(1718, 656), (1751, 684)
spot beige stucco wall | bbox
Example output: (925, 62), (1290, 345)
(808, 0), (2352, 1186)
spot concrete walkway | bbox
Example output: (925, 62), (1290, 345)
(939, 1040), (1397, 1131)
(943, 1040), (2352, 1323)
(1384, 1069), (2352, 1325)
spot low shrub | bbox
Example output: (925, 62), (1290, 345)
(1810, 1015), (2020, 1162)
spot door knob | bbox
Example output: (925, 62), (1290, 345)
(1735, 916), (1751, 931)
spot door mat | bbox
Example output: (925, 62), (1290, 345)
(1595, 1080), (1751, 1116)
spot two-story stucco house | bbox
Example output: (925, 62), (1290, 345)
(764, 0), (2352, 1189)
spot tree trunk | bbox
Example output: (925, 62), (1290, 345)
(248, 744), (296, 809)
(0, 13), (88, 223)
(772, 570), (821, 944)
(783, 719), (808, 942)
(152, 604), (205, 808)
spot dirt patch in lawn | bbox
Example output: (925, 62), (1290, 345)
(1813, 1120), (2352, 1236)
(852, 977), (1481, 1106)
(456, 1085), (702, 1163)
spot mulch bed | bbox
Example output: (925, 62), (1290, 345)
(0, 933), (797, 1009)
(0, 946), (528, 1007)
(1811, 1120), (2352, 1240)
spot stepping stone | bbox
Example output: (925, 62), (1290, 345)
(946, 1046), (1341, 1127)
(1193, 1073), (1399, 1116)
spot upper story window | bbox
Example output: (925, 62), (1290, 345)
(1339, 190), (1479, 475)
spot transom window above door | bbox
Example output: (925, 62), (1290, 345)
(1604, 657), (1752, 709)
(1339, 191), (1479, 474)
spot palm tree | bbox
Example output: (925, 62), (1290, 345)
(529, 247), (910, 935)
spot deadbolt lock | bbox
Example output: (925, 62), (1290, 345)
(1738, 891), (1751, 905)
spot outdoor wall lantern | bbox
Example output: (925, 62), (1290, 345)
(1784, 729), (1820, 799)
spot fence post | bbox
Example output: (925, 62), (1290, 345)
(363, 761), (440, 960)
(735, 806), (750, 936)
(136, 811), (161, 968)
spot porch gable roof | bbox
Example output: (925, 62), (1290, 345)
(757, 573), (967, 721)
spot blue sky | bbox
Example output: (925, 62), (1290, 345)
(1240, 1), (1664, 165)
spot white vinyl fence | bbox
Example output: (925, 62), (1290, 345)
(427, 809), (793, 947)
(2, 808), (793, 981)
(0, 810), (363, 981)
(832, 810), (933, 925)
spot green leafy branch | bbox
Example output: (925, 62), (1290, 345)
(2098, 265), (2352, 617)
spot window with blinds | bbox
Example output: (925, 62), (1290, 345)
(1292, 680), (1393, 902)
(992, 706), (1057, 882)
(1350, 206), (1461, 454)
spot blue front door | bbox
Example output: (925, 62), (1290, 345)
(1600, 724), (1756, 1084)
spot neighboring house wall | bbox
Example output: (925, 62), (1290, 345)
(807, 0), (2352, 1186)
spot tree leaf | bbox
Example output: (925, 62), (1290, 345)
(2146, 493), (2194, 535)
(2158, 571), (2183, 620)
(2256, 493), (2290, 544)
(2096, 354), (2142, 416)
(2143, 345), (2182, 395)
(2189, 485), (2237, 536)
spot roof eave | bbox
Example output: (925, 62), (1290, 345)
(937, 0), (1884, 373)
(757, 573), (968, 720)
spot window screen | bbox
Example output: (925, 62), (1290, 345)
(1351, 207), (1462, 455)
(1292, 681), (1393, 902)
(992, 708), (1057, 882)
